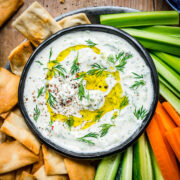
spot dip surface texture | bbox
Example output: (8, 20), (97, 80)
(24, 30), (153, 153)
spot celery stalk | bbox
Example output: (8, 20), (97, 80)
(138, 26), (180, 38)
(152, 51), (180, 74)
(121, 28), (180, 56)
(100, 11), (179, 27)
(159, 75), (180, 98)
(150, 53), (180, 93)
(159, 82), (180, 114)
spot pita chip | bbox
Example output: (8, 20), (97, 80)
(8, 41), (34, 76)
(0, 171), (16, 180)
(34, 166), (68, 180)
(0, 112), (10, 119)
(0, 141), (38, 174)
(0, 112), (41, 155)
(12, 1), (62, 47)
(0, 0), (24, 27)
(31, 147), (44, 174)
(42, 145), (67, 175)
(0, 68), (20, 114)
(20, 172), (35, 180)
(64, 158), (95, 180)
(58, 13), (91, 28)
(15, 166), (31, 180)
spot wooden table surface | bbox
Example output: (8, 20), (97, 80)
(0, 0), (172, 67)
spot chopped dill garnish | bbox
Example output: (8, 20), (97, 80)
(115, 53), (133, 72)
(130, 80), (145, 89)
(37, 87), (44, 98)
(78, 80), (85, 101)
(86, 91), (90, 101)
(49, 119), (53, 127)
(111, 113), (118, 121)
(134, 106), (148, 120)
(119, 96), (129, 109)
(107, 54), (116, 64)
(87, 63), (107, 76)
(95, 111), (103, 122)
(132, 72), (143, 79)
(65, 116), (74, 130)
(100, 124), (114, 137)
(115, 51), (125, 60)
(35, 60), (43, 65)
(33, 105), (40, 121)
(49, 47), (53, 61)
(71, 53), (80, 75)
(52, 64), (66, 78)
(77, 132), (98, 145)
(74, 73), (86, 80)
(47, 91), (57, 108)
(85, 39), (97, 47)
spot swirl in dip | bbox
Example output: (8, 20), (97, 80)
(24, 30), (153, 153)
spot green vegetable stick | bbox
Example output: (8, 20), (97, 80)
(100, 11), (179, 27)
(152, 51), (180, 74)
(150, 53), (180, 93)
(159, 82), (180, 114)
(94, 153), (122, 180)
(158, 75), (180, 98)
(138, 26), (180, 38)
(121, 28), (180, 56)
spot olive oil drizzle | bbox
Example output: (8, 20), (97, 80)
(44, 45), (128, 129)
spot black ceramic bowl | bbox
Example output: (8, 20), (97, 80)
(19, 24), (159, 159)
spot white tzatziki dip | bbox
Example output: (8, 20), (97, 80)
(24, 30), (153, 153)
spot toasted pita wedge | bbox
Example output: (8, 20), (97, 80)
(20, 171), (35, 180)
(34, 166), (68, 180)
(0, 68), (20, 114)
(12, 2), (62, 47)
(0, 141), (38, 174)
(8, 41), (34, 76)
(64, 158), (95, 180)
(0, 0), (24, 27)
(58, 13), (91, 28)
(42, 145), (67, 175)
(0, 112), (41, 155)
(31, 147), (43, 174)
(0, 131), (6, 144)
(0, 112), (10, 119)
(0, 171), (16, 180)
(13, 107), (22, 117)
(15, 165), (31, 180)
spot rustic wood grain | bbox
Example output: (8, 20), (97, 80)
(155, 0), (173, 10)
(0, 0), (168, 67)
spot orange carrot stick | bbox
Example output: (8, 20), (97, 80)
(156, 101), (176, 132)
(162, 102), (180, 127)
(146, 115), (180, 180)
(166, 128), (180, 162)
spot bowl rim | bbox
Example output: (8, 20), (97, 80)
(18, 24), (159, 159)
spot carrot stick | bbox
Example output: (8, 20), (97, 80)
(146, 115), (180, 180)
(162, 102), (180, 127)
(165, 128), (180, 162)
(156, 101), (176, 132)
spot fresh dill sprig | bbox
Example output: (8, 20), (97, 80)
(85, 39), (97, 47)
(49, 47), (53, 61)
(71, 53), (80, 75)
(130, 80), (145, 89)
(48, 91), (57, 108)
(74, 73), (86, 80)
(78, 80), (85, 101)
(37, 87), (44, 98)
(132, 72), (143, 79)
(33, 105), (40, 121)
(65, 116), (74, 130)
(95, 111), (103, 122)
(36, 60), (43, 65)
(107, 51), (125, 64)
(119, 96), (129, 109)
(134, 106), (148, 120)
(115, 51), (125, 60)
(115, 53), (133, 72)
(49, 119), (53, 127)
(52, 64), (66, 78)
(100, 124), (114, 137)
(87, 63), (107, 76)
(86, 91), (90, 101)
(77, 132), (98, 145)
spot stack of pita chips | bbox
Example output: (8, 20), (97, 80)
(0, 1), (96, 179)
